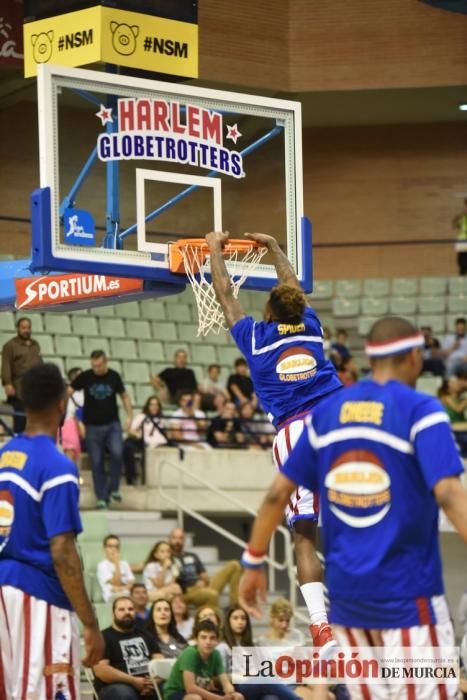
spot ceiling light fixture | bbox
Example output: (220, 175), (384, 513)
(459, 103), (467, 111)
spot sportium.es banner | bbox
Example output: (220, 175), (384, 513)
(15, 273), (143, 309)
(23, 6), (198, 78)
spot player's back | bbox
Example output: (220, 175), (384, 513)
(230, 306), (342, 426)
(0, 434), (81, 609)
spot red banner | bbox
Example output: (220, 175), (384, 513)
(15, 273), (143, 309)
(0, 0), (23, 66)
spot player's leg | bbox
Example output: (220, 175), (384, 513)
(332, 625), (389, 700)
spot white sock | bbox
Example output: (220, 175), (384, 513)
(300, 582), (328, 625)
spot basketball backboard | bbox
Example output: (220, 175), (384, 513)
(31, 64), (311, 292)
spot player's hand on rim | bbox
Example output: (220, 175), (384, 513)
(205, 231), (230, 249)
(238, 568), (268, 620)
(244, 232), (276, 248)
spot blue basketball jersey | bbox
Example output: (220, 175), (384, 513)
(0, 434), (82, 609)
(230, 307), (342, 427)
(281, 379), (464, 628)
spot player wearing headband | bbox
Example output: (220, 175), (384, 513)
(205, 231), (343, 654)
(239, 316), (467, 699)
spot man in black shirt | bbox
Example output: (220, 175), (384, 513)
(151, 350), (200, 406)
(207, 400), (243, 448)
(93, 596), (159, 699)
(227, 358), (257, 410)
(71, 350), (132, 509)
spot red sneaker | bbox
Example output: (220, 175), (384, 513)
(310, 623), (338, 659)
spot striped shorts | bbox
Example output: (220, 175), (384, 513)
(272, 417), (319, 528)
(0, 585), (80, 700)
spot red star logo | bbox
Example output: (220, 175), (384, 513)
(96, 104), (113, 126)
(226, 123), (242, 145)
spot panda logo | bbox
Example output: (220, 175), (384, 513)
(30, 31), (54, 64)
(110, 22), (139, 56)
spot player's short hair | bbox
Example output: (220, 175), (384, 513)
(267, 284), (306, 324)
(367, 316), (419, 363)
(193, 619), (219, 638)
(21, 363), (65, 412)
(90, 349), (106, 360)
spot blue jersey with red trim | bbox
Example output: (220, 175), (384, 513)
(0, 434), (82, 609)
(230, 307), (342, 427)
(281, 379), (464, 628)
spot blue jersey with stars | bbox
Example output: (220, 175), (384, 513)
(0, 434), (82, 609)
(281, 379), (464, 628)
(230, 307), (342, 427)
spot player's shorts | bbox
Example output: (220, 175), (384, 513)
(333, 596), (457, 700)
(0, 585), (80, 700)
(272, 417), (319, 528)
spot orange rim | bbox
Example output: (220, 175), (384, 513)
(169, 238), (262, 274)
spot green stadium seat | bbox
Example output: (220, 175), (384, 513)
(448, 277), (467, 296)
(79, 512), (108, 542)
(126, 320), (152, 340)
(178, 324), (203, 343)
(391, 278), (417, 296)
(44, 314), (72, 335)
(416, 375), (443, 397)
(99, 318), (126, 337)
(191, 344), (217, 365)
(447, 314), (464, 331)
(27, 313), (44, 333)
(43, 356), (65, 375)
(0, 311), (15, 331)
(91, 305), (115, 317)
(335, 280), (362, 298)
(209, 331), (233, 346)
(108, 361), (122, 374)
(121, 541), (153, 567)
(152, 321), (177, 341)
(90, 573), (104, 603)
(357, 317), (378, 336)
(123, 361), (151, 384)
(419, 277), (448, 296)
(151, 362), (169, 377)
(418, 297), (446, 314)
(169, 304), (193, 323)
(65, 357), (86, 372)
(138, 340), (165, 362)
(72, 316), (99, 336)
(55, 335), (82, 357)
(311, 280), (333, 299)
(417, 315), (445, 334)
(361, 297), (389, 316)
(79, 541), (105, 572)
(140, 299), (166, 321)
(94, 602), (113, 629)
(332, 298), (360, 317)
(83, 337), (110, 356)
(389, 297), (417, 315)
(73, 307), (89, 315)
(165, 289), (193, 305)
(447, 296), (467, 313)
(363, 279), (390, 298)
(250, 293), (269, 312)
(110, 338), (137, 360)
(218, 346), (244, 366)
(35, 334), (55, 355)
(0, 331), (13, 348)
(115, 301), (141, 319)
(135, 384), (153, 406)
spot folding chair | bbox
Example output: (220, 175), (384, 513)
(83, 667), (99, 700)
(148, 658), (177, 700)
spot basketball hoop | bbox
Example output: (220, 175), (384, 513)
(169, 239), (267, 336)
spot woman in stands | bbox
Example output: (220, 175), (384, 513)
(146, 598), (188, 658)
(123, 395), (169, 484)
(143, 540), (182, 601)
(192, 605), (222, 635)
(171, 593), (194, 639)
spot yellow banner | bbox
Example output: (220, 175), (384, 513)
(23, 6), (198, 79)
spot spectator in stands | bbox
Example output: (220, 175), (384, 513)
(441, 317), (467, 376)
(163, 619), (243, 700)
(256, 597), (305, 647)
(97, 534), (135, 603)
(322, 327), (332, 361)
(62, 366), (84, 464)
(168, 527), (242, 608)
(170, 391), (209, 448)
(227, 358), (257, 410)
(152, 350), (200, 407)
(207, 400), (244, 448)
(1, 317), (42, 433)
(337, 357), (358, 387)
(421, 326), (445, 377)
(193, 605), (223, 632)
(239, 402), (275, 449)
(453, 197), (467, 276)
(172, 593), (194, 640)
(438, 369), (467, 456)
(143, 540), (183, 601)
(145, 598), (188, 658)
(330, 328), (351, 370)
(71, 349), (132, 509)
(199, 363), (230, 411)
(131, 583), (151, 624)
(93, 596), (159, 699)
(123, 396), (168, 485)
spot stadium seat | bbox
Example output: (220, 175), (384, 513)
(335, 280), (362, 298)
(115, 301), (141, 319)
(311, 280), (333, 299)
(135, 383), (152, 406)
(121, 541), (153, 566)
(108, 361), (122, 374)
(0, 331), (12, 348)
(418, 296), (446, 314)
(191, 344), (217, 365)
(83, 337), (110, 356)
(151, 363), (168, 377)
(71, 316), (99, 336)
(389, 297), (417, 315)
(0, 311), (15, 331)
(125, 383), (136, 404)
(99, 318), (125, 337)
(417, 375), (443, 397)
(126, 320), (152, 340)
(250, 293), (269, 311)
(209, 332), (233, 346)
(55, 335), (82, 357)
(94, 603), (113, 629)
(110, 338), (137, 360)
(79, 541), (104, 572)
(361, 297), (389, 316)
(43, 355), (65, 376)
(152, 321), (177, 341)
(164, 342), (190, 358)
(44, 314), (72, 335)
(391, 278), (417, 296)
(419, 277), (448, 296)
(79, 512), (108, 542)
(92, 305), (115, 317)
(332, 298), (360, 317)
(138, 340), (165, 362)
(447, 296), (467, 313)
(417, 315), (445, 334)
(218, 346), (244, 366)
(363, 279), (390, 297)
(140, 299), (166, 321)
(357, 317), (378, 336)
(178, 324), (203, 343)
(35, 334), (55, 355)
(165, 289), (194, 305)
(446, 314), (463, 331)
(448, 277), (467, 296)
(122, 361), (151, 384)
(169, 304), (193, 323)
(27, 313), (44, 332)
(65, 357), (86, 372)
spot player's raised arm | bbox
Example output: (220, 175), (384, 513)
(205, 231), (246, 328)
(244, 232), (303, 291)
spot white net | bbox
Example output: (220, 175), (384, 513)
(179, 242), (267, 336)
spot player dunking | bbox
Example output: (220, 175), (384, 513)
(205, 231), (343, 653)
(0, 363), (103, 699)
(239, 317), (467, 699)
